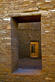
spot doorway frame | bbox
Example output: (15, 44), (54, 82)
(10, 14), (42, 73)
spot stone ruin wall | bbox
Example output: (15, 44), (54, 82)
(0, 0), (55, 82)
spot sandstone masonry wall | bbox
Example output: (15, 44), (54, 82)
(18, 22), (41, 58)
(0, 0), (55, 82)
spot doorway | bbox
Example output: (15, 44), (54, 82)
(11, 15), (42, 71)
(30, 42), (39, 58)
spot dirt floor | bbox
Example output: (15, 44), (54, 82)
(18, 58), (42, 70)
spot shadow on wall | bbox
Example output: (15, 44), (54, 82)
(18, 22), (41, 59)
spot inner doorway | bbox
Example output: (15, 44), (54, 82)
(30, 42), (39, 58)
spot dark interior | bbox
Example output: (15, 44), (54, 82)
(13, 15), (41, 23)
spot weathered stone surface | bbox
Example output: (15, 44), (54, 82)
(0, 0), (55, 82)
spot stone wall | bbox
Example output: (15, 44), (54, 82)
(0, 0), (55, 82)
(18, 22), (41, 58)
(11, 18), (18, 72)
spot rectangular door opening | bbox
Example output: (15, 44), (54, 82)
(11, 15), (42, 74)
(30, 42), (39, 58)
